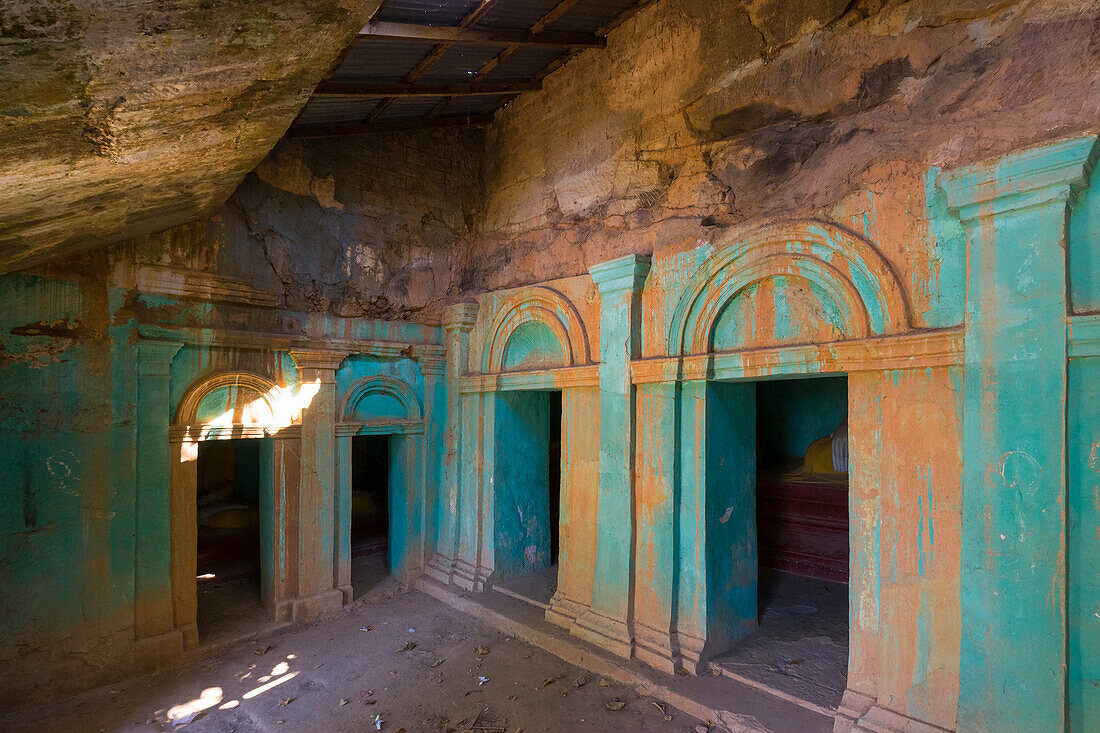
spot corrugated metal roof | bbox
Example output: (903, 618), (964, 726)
(482, 45), (567, 82)
(291, 0), (643, 133)
(546, 0), (638, 33)
(334, 39), (438, 82)
(472, 0), (563, 31)
(377, 97), (450, 121)
(375, 0), (483, 27)
(295, 98), (382, 126)
(416, 44), (505, 83)
(441, 93), (508, 116)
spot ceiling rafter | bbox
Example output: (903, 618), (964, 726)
(291, 0), (647, 137)
(315, 80), (541, 97)
(368, 0), (507, 124)
(287, 114), (494, 139)
(360, 20), (604, 48)
(428, 0), (585, 120)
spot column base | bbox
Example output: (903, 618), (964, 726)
(572, 609), (634, 658)
(291, 588), (345, 623)
(634, 621), (676, 673)
(545, 592), (589, 629)
(834, 689), (876, 733)
(336, 584), (353, 606)
(425, 553), (456, 585)
(134, 628), (184, 666)
(849, 704), (954, 733)
(179, 622), (199, 650)
(452, 559), (491, 592)
(672, 631), (706, 674)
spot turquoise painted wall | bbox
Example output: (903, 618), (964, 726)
(704, 381), (758, 654)
(1070, 177), (1100, 313)
(0, 266), (443, 699)
(756, 376), (847, 464)
(493, 390), (554, 581)
(1068, 355), (1100, 733)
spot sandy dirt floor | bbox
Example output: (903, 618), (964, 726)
(1, 556), (715, 733)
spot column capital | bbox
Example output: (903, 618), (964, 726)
(937, 134), (1098, 222)
(136, 339), (183, 377)
(443, 302), (479, 333)
(420, 354), (446, 376)
(589, 254), (652, 295)
(290, 349), (346, 373)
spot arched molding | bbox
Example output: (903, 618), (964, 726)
(339, 375), (423, 423)
(668, 220), (911, 355)
(483, 286), (590, 373)
(174, 371), (289, 428)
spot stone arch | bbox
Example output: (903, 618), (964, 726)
(483, 286), (590, 373)
(340, 376), (423, 424)
(174, 371), (295, 430)
(668, 219), (911, 355)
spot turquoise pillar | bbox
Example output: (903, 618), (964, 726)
(938, 135), (1098, 732)
(453, 390), (493, 591)
(427, 303), (478, 584)
(1068, 345), (1100, 733)
(133, 338), (183, 661)
(632, 378), (679, 672)
(673, 380), (757, 673)
(573, 254), (650, 657)
(290, 350), (346, 620)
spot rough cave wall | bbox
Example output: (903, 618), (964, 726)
(468, 0), (1099, 319)
(186, 130), (483, 324)
(0, 0), (379, 272)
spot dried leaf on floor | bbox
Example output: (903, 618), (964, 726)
(254, 646), (272, 656)
(605, 699), (626, 711)
(429, 658), (445, 667)
(474, 645), (490, 655)
(396, 641), (417, 652)
(339, 698), (349, 706)
(599, 678), (611, 687)
(572, 673), (588, 688)
(278, 697), (294, 707)
(540, 677), (555, 687)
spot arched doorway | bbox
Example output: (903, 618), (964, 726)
(169, 372), (302, 647)
(335, 376), (425, 600)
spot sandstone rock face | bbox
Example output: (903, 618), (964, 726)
(64, 0), (1099, 328)
(117, 130), (483, 324)
(466, 0), (1099, 326)
(0, 0), (379, 273)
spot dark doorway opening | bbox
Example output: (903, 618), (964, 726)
(195, 438), (266, 643)
(549, 390), (562, 565)
(711, 375), (850, 710)
(350, 435), (391, 599)
(491, 390), (562, 609)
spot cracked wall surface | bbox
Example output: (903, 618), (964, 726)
(0, 0), (380, 273)
(119, 130), (484, 324)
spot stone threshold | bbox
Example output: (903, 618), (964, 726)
(416, 574), (836, 733)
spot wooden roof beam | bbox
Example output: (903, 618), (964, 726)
(315, 80), (539, 97)
(359, 20), (604, 48)
(288, 114), (494, 139)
